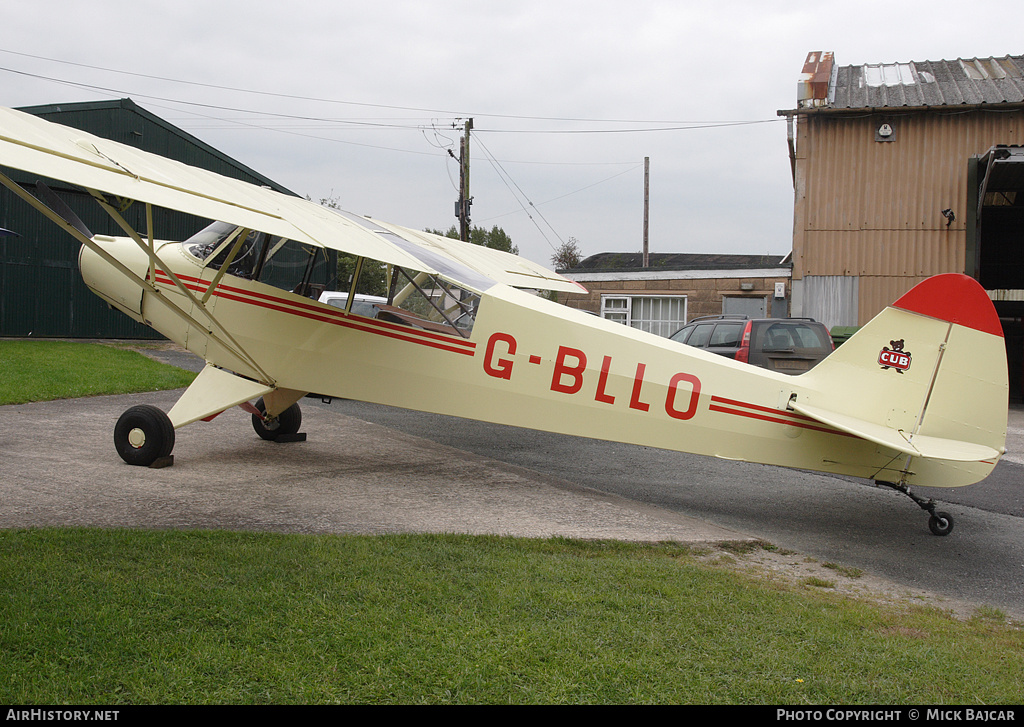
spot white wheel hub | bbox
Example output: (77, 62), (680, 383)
(128, 427), (146, 449)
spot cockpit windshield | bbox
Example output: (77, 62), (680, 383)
(183, 221), (328, 295)
(184, 222), (270, 280)
(183, 221), (237, 255)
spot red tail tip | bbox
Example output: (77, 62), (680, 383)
(893, 274), (1003, 337)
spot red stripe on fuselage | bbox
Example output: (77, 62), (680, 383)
(151, 271), (477, 356)
(709, 395), (856, 438)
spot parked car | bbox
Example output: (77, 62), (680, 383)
(669, 315), (834, 375)
(318, 290), (388, 318)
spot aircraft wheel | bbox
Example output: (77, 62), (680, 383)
(928, 511), (954, 537)
(114, 405), (175, 466)
(252, 398), (302, 441)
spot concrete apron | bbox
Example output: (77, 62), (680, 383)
(0, 389), (744, 543)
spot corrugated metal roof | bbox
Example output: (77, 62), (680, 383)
(778, 54), (1024, 114)
(566, 252), (790, 273)
(784, 54), (1024, 113)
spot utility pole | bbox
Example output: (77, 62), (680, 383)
(457, 118), (473, 242)
(643, 156), (650, 268)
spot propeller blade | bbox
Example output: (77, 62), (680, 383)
(35, 181), (93, 239)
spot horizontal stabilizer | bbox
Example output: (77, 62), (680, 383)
(791, 401), (1002, 463)
(167, 364), (273, 429)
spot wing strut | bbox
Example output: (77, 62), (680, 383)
(88, 191), (273, 383)
(0, 168), (273, 384)
(167, 364), (273, 428)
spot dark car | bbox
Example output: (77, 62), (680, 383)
(669, 315), (834, 375)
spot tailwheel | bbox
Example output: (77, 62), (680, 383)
(252, 397), (304, 442)
(114, 404), (175, 467)
(928, 511), (955, 537)
(875, 480), (955, 536)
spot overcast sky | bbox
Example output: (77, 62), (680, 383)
(2, 1), (1021, 269)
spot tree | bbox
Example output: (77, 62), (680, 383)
(336, 255), (388, 297)
(315, 193), (388, 296)
(426, 225), (519, 255)
(550, 237), (583, 270)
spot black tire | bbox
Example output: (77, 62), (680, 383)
(928, 511), (954, 536)
(252, 397), (302, 441)
(114, 405), (175, 466)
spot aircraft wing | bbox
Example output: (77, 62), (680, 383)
(0, 105), (583, 293)
(790, 401), (1003, 463)
(369, 220), (589, 294)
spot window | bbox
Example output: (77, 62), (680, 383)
(685, 324), (714, 347)
(180, 221), (478, 337)
(182, 221), (332, 297)
(709, 322), (744, 347)
(601, 297), (630, 325)
(601, 295), (687, 337)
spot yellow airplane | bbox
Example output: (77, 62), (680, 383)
(0, 106), (1008, 535)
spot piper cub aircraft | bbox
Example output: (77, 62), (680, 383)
(0, 106), (1008, 536)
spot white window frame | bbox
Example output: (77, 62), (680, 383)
(600, 294), (687, 337)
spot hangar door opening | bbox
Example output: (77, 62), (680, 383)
(970, 145), (1024, 401)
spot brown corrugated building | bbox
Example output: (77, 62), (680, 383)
(778, 51), (1024, 398)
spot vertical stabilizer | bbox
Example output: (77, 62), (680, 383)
(795, 274), (1007, 486)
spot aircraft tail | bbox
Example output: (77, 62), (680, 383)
(791, 274), (1007, 486)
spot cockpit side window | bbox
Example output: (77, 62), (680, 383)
(182, 222), (333, 296)
(383, 266), (479, 337)
(179, 221), (479, 337)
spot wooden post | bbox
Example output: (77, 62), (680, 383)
(643, 156), (650, 267)
(459, 118), (473, 242)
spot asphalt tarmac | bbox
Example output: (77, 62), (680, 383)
(0, 388), (743, 543)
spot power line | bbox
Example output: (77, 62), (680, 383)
(473, 135), (571, 252)
(139, 101), (447, 158)
(483, 119), (782, 133)
(481, 162), (644, 223)
(0, 47), (781, 130)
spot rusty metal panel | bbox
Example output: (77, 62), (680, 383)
(798, 51), (835, 108)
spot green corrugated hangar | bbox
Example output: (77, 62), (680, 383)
(0, 98), (297, 338)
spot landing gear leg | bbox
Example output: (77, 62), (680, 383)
(875, 480), (954, 536)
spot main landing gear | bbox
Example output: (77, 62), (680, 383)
(113, 397), (305, 466)
(251, 397), (305, 442)
(114, 404), (175, 467)
(875, 480), (955, 536)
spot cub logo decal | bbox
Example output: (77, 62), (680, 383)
(879, 339), (912, 373)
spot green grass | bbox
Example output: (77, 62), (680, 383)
(0, 529), (1021, 705)
(0, 340), (195, 405)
